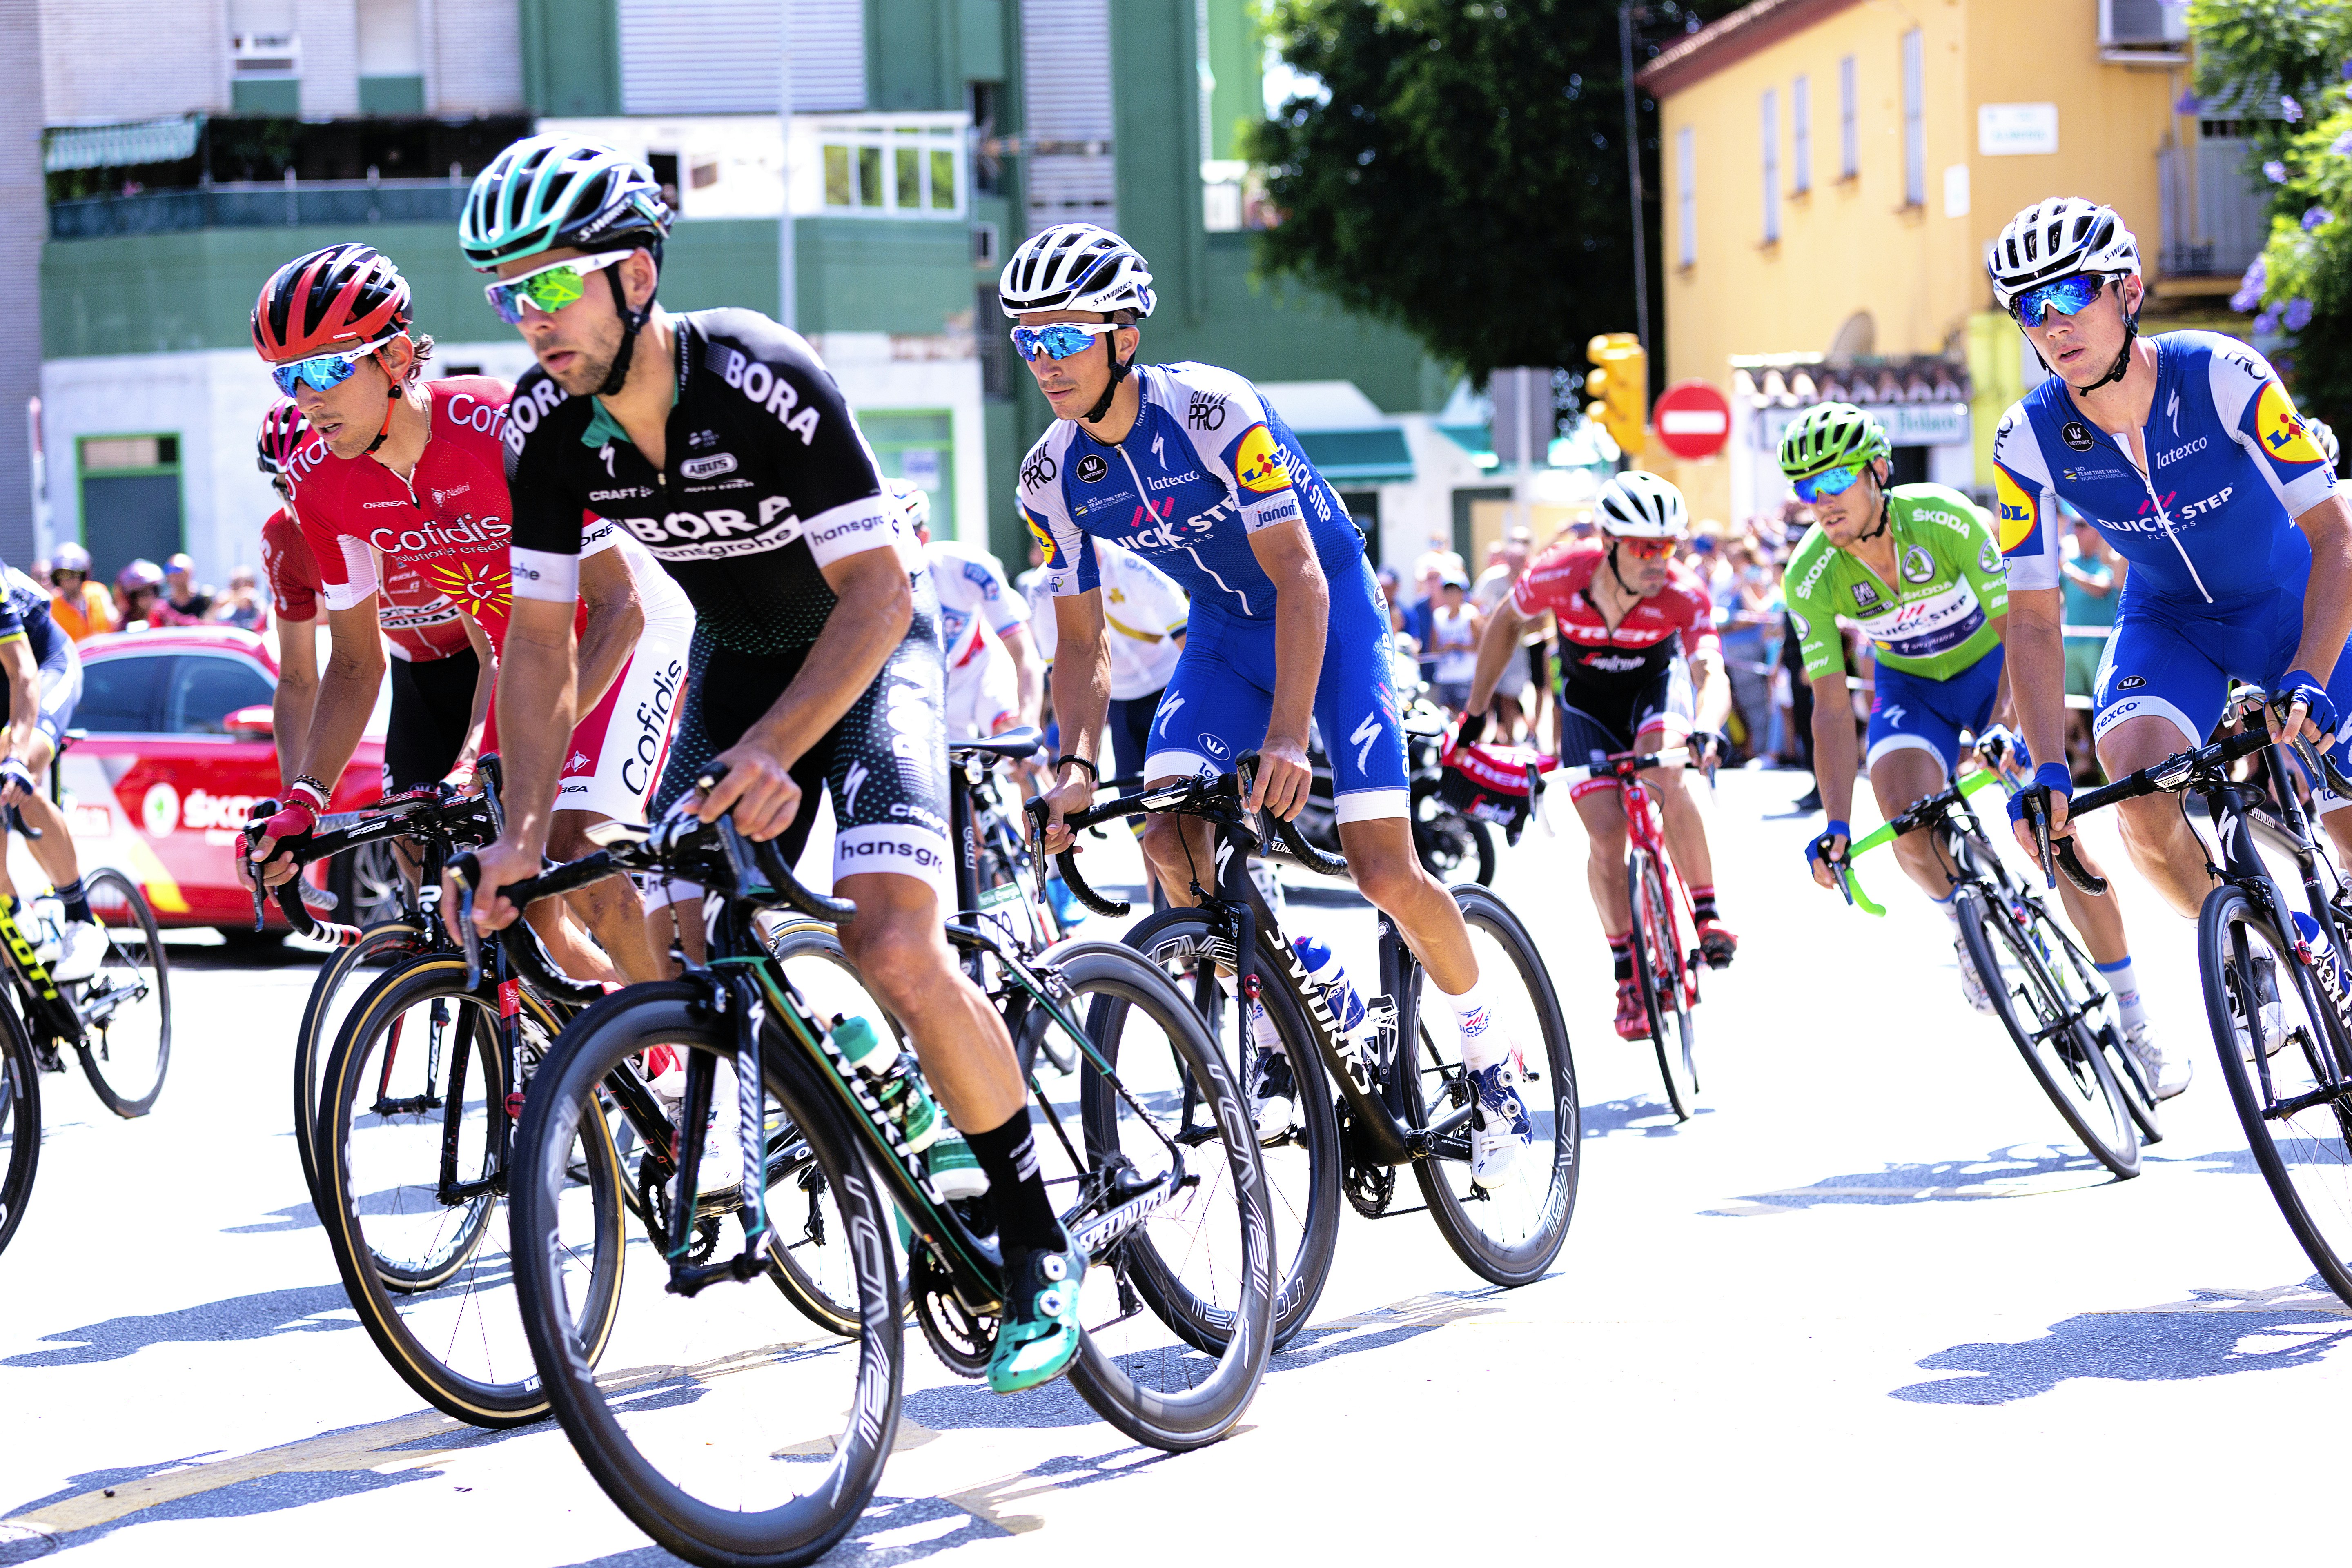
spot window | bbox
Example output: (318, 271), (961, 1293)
(1761, 89), (1780, 243)
(1839, 55), (1858, 178)
(167, 656), (273, 735)
(1792, 75), (1811, 193)
(1901, 29), (1924, 207)
(817, 122), (963, 218)
(78, 434), (181, 584)
(1677, 127), (1696, 266)
(79, 654), (167, 733)
(356, 0), (423, 114)
(229, 0), (299, 115)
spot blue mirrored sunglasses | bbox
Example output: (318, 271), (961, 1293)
(1009, 322), (1122, 361)
(269, 345), (382, 397)
(2012, 274), (2108, 325)
(1791, 462), (1867, 503)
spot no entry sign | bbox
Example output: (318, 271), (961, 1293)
(1652, 379), (1732, 460)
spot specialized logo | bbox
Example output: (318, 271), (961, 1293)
(1900, 545), (1934, 585)
(1232, 424), (1291, 495)
(1155, 693), (1185, 737)
(1022, 507), (1065, 569)
(2256, 380), (2325, 466)
(1350, 711), (1383, 772)
(1881, 704), (1907, 726)
(1188, 391), (1228, 432)
(2166, 388), (2182, 438)
(1993, 464), (2039, 553)
(2060, 421), (2096, 452)
(1076, 453), (1109, 485)
(843, 760), (869, 817)
(681, 453), (738, 481)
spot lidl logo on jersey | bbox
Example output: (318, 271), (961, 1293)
(1992, 464), (2039, 554)
(1023, 507), (1065, 568)
(1232, 424), (1292, 495)
(2256, 381), (2326, 466)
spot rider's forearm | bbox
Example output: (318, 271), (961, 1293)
(293, 638), (386, 796)
(272, 678), (317, 790)
(2290, 495), (2352, 682)
(574, 594), (642, 718)
(3, 653), (37, 762)
(2002, 589), (2071, 777)
(1809, 677), (1859, 824)
(1466, 604), (1523, 715)
(1987, 612), (2013, 727)
(491, 618), (578, 858)
(1006, 628), (1045, 726)
(1692, 656), (1731, 732)
(1048, 627), (1111, 770)
(1268, 563), (1329, 746)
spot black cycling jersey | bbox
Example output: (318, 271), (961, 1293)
(0, 566), (58, 650)
(505, 307), (903, 655)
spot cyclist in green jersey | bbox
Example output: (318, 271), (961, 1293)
(1785, 403), (2179, 1096)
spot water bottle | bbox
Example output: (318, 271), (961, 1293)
(1293, 935), (1372, 1085)
(827, 1016), (946, 1154)
(2292, 912), (2350, 1002)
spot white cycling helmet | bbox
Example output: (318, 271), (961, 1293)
(887, 476), (931, 535)
(999, 224), (1157, 319)
(1595, 470), (1690, 540)
(1987, 197), (2140, 313)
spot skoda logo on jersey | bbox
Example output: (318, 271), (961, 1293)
(1788, 608), (1810, 640)
(681, 453), (737, 481)
(1978, 540), (2001, 575)
(1900, 546), (1934, 585)
(1850, 581), (1880, 608)
(1076, 454), (1110, 485)
(2060, 421), (2096, 452)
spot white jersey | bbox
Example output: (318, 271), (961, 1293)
(1095, 539), (1189, 700)
(925, 537), (1028, 670)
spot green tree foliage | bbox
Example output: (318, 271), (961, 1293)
(1245, 0), (1734, 389)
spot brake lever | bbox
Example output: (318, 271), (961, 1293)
(2025, 790), (2056, 890)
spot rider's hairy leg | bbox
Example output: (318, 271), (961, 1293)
(11, 733), (79, 894)
(550, 809), (665, 984)
(1571, 786), (1633, 932)
(834, 870), (1026, 1131)
(2055, 877), (2131, 966)
(1639, 744), (1713, 890)
(1335, 815), (1479, 992)
(1139, 787), (1218, 909)
(1870, 743), (1961, 902)
(2321, 803), (2352, 870)
(2096, 714), (2218, 918)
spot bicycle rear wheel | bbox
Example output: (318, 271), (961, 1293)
(2201, 887), (2352, 1302)
(511, 983), (901, 1568)
(74, 869), (169, 1118)
(2040, 911), (2160, 1145)
(1405, 886), (1579, 1285)
(1958, 886), (2140, 1177)
(294, 919), (429, 1200)
(0, 1000), (39, 1257)
(1626, 849), (1697, 1120)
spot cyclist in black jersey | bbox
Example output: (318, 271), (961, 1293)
(457, 134), (1089, 1395)
(0, 565), (104, 980)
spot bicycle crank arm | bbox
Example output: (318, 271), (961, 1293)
(665, 1248), (773, 1298)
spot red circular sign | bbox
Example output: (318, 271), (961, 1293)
(1652, 379), (1732, 460)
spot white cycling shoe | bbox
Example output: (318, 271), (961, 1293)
(2125, 1019), (2191, 1100)
(1248, 1047), (1296, 1145)
(49, 919), (108, 984)
(2230, 956), (2287, 1063)
(1953, 938), (1995, 1015)
(1468, 1056), (1533, 1191)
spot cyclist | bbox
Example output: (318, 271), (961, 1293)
(0, 563), (103, 980)
(1783, 401), (2176, 1092)
(1011, 223), (1536, 1190)
(1468, 471), (1735, 1040)
(1990, 199), (2352, 932)
(242, 242), (692, 986)
(454, 134), (1088, 1396)
(898, 480), (1041, 742)
(255, 401), (494, 797)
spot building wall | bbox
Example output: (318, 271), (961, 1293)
(424, 0), (526, 115)
(42, 0), (230, 120)
(3, 4), (44, 561)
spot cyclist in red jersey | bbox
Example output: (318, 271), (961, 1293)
(243, 245), (692, 983)
(1467, 472), (1736, 1040)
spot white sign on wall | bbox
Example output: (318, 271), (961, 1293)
(1978, 103), (2060, 156)
(1943, 164), (1971, 217)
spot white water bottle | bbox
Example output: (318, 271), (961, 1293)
(1293, 935), (1372, 1083)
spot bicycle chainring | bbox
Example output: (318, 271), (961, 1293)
(1336, 1099), (1396, 1217)
(910, 1243), (997, 1377)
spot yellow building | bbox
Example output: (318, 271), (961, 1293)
(1636, 0), (2261, 529)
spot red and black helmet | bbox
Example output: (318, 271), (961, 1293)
(251, 244), (413, 362)
(257, 400), (309, 476)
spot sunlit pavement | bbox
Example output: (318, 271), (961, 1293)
(6, 767), (2347, 1567)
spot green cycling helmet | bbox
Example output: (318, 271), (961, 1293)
(1778, 401), (1891, 480)
(461, 134), (672, 271)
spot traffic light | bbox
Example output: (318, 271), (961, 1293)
(1584, 333), (1648, 457)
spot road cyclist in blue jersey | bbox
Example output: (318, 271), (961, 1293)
(1016, 224), (1537, 1189)
(1990, 198), (2352, 952)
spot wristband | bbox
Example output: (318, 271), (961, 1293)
(1805, 820), (1851, 868)
(2032, 762), (2074, 799)
(290, 777), (330, 814)
(1825, 817), (1851, 840)
(1053, 753), (1098, 782)
(0, 759), (33, 794)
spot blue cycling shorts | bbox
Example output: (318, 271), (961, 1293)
(1144, 555), (1409, 821)
(1866, 645), (2004, 777)
(2095, 584), (2352, 810)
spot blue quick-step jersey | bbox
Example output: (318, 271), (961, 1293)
(1017, 362), (1365, 615)
(1995, 330), (2337, 605)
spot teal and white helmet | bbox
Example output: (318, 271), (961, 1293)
(461, 135), (672, 271)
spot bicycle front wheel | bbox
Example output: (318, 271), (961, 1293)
(2201, 886), (2352, 1302)
(1626, 849), (1697, 1120)
(511, 982), (902, 1568)
(1958, 886), (2140, 1177)
(74, 869), (170, 1118)
(0, 999), (39, 1257)
(294, 919), (430, 1200)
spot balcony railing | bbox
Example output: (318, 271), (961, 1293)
(2158, 138), (2271, 279)
(50, 179), (470, 241)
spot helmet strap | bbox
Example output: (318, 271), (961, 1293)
(1855, 484), (1891, 545)
(2082, 278), (2140, 393)
(1082, 325), (1134, 425)
(366, 349), (402, 455)
(596, 256), (659, 399)
(1606, 541), (1643, 597)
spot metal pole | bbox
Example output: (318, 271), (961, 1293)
(779, 0), (796, 331)
(1619, 5), (1650, 357)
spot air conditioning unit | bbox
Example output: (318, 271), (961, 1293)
(232, 31), (301, 77)
(2099, 0), (2187, 48)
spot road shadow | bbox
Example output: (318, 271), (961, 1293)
(1706, 1142), (2119, 1215)
(1579, 1095), (1715, 1139)
(220, 1199), (321, 1235)
(1893, 1286), (2352, 1405)
(162, 940), (332, 973)
(2, 1281), (357, 1369)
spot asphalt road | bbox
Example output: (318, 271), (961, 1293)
(5, 766), (2348, 1568)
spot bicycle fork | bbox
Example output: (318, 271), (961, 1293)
(666, 966), (771, 1297)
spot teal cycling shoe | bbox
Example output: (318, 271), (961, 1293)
(988, 1241), (1086, 1394)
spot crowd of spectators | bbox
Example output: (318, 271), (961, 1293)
(28, 550), (273, 642)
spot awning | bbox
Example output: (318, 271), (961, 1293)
(1436, 423), (1497, 467)
(1294, 427), (1415, 485)
(45, 116), (204, 174)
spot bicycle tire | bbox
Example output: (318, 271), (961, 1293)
(1405, 885), (1580, 1285)
(2200, 886), (2352, 1303)
(510, 982), (902, 1568)
(318, 954), (626, 1426)
(0, 998), (40, 1257)
(1121, 905), (1341, 1349)
(1957, 887), (2140, 1178)
(1626, 849), (1696, 1120)
(2039, 913), (2161, 1145)
(73, 869), (171, 1118)
(294, 919), (429, 1200)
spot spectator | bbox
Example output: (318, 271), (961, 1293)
(1406, 555), (1446, 686)
(210, 565), (268, 632)
(1472, 528), (1534, 739)
(114, 559), (163, 629)
(46, 543), (116, 642)
(1427, 570), (1482, 713)
(1376, 565), (1409, 637)
(158, 552), (214, 624)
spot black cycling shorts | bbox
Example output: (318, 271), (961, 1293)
(0, 618), (81, 754)
(652, 574), (952, 897)
(382, 648), (482, 793)
(1556, 654), (1695, 765)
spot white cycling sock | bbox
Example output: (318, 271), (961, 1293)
(1440, 974), (1505, 1072)
(2096, 956), (2149, 1032)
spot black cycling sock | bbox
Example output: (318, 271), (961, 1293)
(54, 878), (90, 925)
(1691, 885), (1719, 924)
(967, 1111), (1067, 1255)
(1608, 934), (1633, 983)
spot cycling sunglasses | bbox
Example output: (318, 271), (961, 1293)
(1614, 536), (1678, 560)
(268, 334), (403, 397)
(1791, 461), (1868, 503)
(1009, 321), (1123, 361)
(483, 249), (637, 325)
(2011, 273), (2108, 326)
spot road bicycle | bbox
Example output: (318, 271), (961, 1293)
(1060, 753), (1575, 1347)
(2056, 690), (2352, 1295)
(491, 760), (1271, 1567)
(1831, 739), (2145, 1177)
(1533, 742), (1716, 1120)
